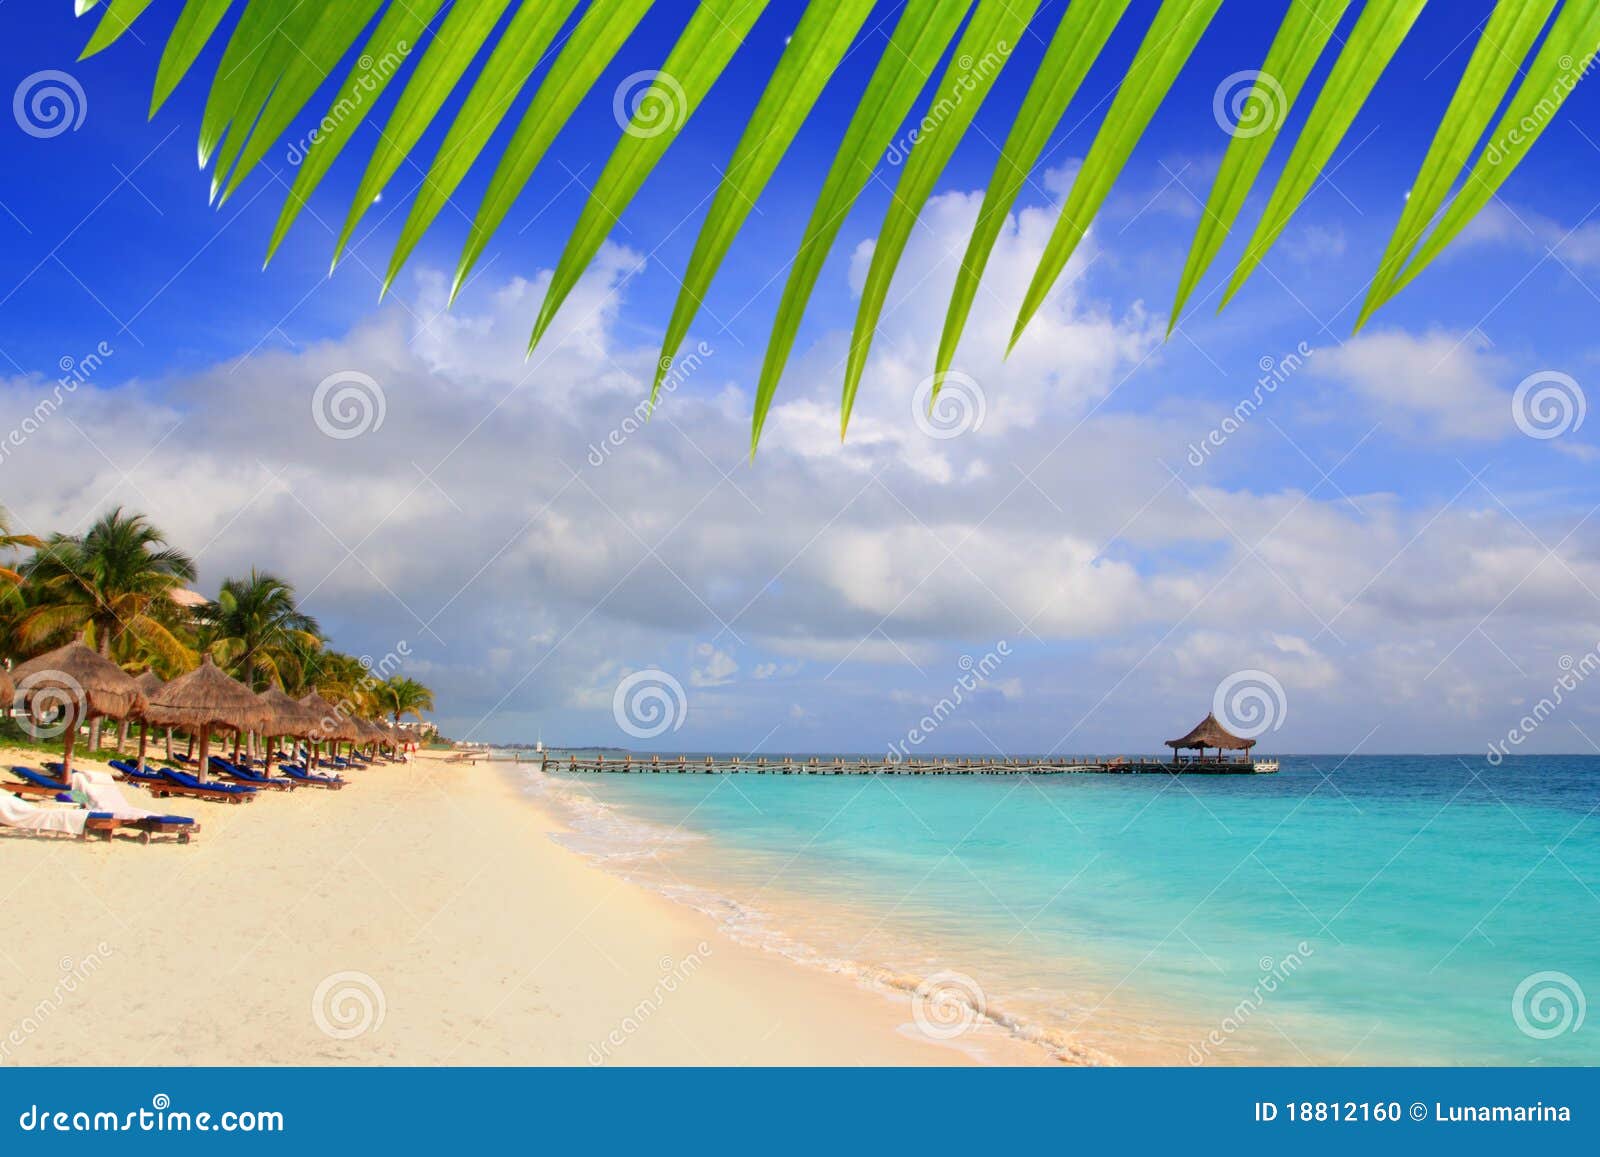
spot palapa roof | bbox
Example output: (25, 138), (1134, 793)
(257, 686), (321, 737)
(299, 690), (360, 742)
(144, 655), (272, 733)
(0, 665), (13, 708)
(131, 668), (165, 720)
(1165, 712), (1255, 751)
(10, 641), (146, 721)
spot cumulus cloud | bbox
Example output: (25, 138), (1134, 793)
(1307, 328), (1512, 441)
(2, 182), (1597, 755)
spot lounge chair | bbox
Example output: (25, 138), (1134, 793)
(136, 767), (257, 804)
(207, 756), (296, 791)
(278, 764), (345, 789)
(0, 790), (123, 840)
(6, 765), (72, 798)
(70, 770), (200, 843)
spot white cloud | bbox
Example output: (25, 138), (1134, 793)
(3, 184), (1598, 754)
(1309, 328), (1510, 440)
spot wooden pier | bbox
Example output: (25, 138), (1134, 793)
(542, 754), (1278, 776)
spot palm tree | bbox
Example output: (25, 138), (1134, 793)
(378, 676), (435, 726)
(73, 2), (1592, 445)
(198, 570), (322, 691)
(0, 505), (43, 586)
(18, 507), (197, 666)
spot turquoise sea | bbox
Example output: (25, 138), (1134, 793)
(524, 755), (1598, 1066)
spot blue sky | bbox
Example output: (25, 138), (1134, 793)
(5, 1), (1600, 755)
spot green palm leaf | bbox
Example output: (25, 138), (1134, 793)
(1219, 0), (1429, 309)
(381, 0), (583, 293)
(528, 0), (775, 354)
(216, 1), (385, 206)
(652, 0), (880, 403)
(196, 2), (300, 172)
(80, 0), (157, 58)
(932, 0), (1131, 392)
(840, 0), (1039, 436)
(265, 0), (446, 267)
(1382, 0), (1600, 303)
(149, 0), (235, 117)
(1012, 0), (1223, 352)
(1354, 0), (1559, 329)
(331, 0), (519, 273)
(450, 0), (659, 304)
(750, 0), (974, 451)
(71, 0), (1596, 448)
(1169, 0), (1353, 333)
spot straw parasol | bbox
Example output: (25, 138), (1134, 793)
(300, 690), (358, 766)
(131, 668), (166, 770)
(257, 686), (319, 772)
(10, 641), (147, 778)
(0, 665), (14, 712)
(144, 655), (272, 780)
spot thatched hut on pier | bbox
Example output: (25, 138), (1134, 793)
(1165, 712), (1255, 765)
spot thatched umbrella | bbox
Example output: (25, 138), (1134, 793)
(300, 690), (358, 767)
(0, 665), (14, 713)
(258, 686), (319, 773)
(144, 655), (272, 781)
(131, 668), (166, 770)
(10, 641), (146, 779)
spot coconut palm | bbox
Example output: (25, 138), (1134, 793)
(198, 569), (323, 690)
(18, 507), (197, 667)
(0, 506), (43, 585)
(377, 675), (435, 725)
(73, 2), (1594, 445)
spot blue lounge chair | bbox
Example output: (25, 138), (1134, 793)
(279, 764), (345, 790)
(7, 766), (71, 798)
(139, 768), (256, 805)
(208, 756), (295, 791)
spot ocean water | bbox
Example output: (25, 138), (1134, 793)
(523, 755), (1599, 1066)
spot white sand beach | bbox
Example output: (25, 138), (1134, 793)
(0, 749), (1045, 1066)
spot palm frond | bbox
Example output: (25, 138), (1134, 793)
(75, 0), (1588, 447)
(841, 0), (1040, 435)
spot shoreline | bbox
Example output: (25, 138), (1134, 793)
(0, 747), (1043, 1066)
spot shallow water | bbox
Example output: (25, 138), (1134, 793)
(522, 755), (1600, 1066)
